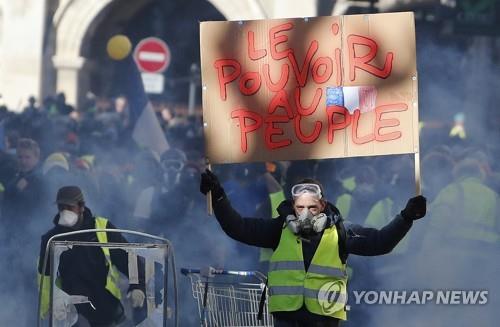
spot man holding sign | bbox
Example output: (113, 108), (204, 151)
(200, 170), (425, 326)
(199, 12), (426, 326)
(200, 170), (426, 326)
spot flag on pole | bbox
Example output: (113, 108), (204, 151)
(123, 56), (169, 156)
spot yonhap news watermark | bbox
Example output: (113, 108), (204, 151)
(317, 284), (490, 313)
(351, 290), (489, 305)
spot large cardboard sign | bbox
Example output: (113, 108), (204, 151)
(200, 12), (418, 164)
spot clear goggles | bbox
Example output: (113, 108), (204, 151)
(291, 183), (322, 199)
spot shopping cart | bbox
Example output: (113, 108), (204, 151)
(181, 267), (273, 327)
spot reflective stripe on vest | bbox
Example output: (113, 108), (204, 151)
(268, 285), (347, 305)
(269, 261), (346, 278)
(307, 288), (348, 305)
(268, 226), (348, 320)
(95, 217), (122, 300)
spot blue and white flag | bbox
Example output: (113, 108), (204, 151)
(326, 86), (377, 114)
(124, 56), (169, 157)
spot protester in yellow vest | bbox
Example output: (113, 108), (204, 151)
(38, 186), (146, 327)
(258, 172), (286, 269)
(423, 158), (499, 247)
(259, 175), (285, 271)
(200, 170), (426, 327)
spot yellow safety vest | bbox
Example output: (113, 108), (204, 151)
(268, 226), (348, 320)
(95, 217), (122, 300)
(335, 193), (352, 219)
(335, 176), (356, 219)
(449, 124), (466, 139)
(38, 217), (122, 318)
(430, 178), (498, 244)
(259, 190), (286, 262)
(365, 197), (409, 254)
(342, 177), (356, 192)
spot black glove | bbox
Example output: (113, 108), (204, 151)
(277, 200), (294, 217)
(401, 195), (427, 221)
(200, 169), (224, 200)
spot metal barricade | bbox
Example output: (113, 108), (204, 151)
(37, 229), (178, 327)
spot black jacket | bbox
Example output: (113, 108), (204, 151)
(3, 166), (47, 228)
(38, 207), (144, 325)
(213, 196), (413, 324)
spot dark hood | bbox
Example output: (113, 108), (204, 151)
(324, 201), (343, 225)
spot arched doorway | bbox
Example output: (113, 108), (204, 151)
(51, 0), (151, 107)
(52, 0), (229, 108)
(86, 0), (226, 105)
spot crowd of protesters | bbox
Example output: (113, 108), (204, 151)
(0, 90), (498, 325)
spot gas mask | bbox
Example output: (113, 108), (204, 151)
(58, 210), (79, 227)
(162, 159), (184, 188)
(286, 210), (328, 235)
(287, 183), (329, 235)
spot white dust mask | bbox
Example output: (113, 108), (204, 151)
(59, 210), (79, 227)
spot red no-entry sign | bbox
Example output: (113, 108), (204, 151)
(134, 37), (171, 73)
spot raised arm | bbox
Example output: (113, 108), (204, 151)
(346, 195), (426, 256)
(201, 169), (283, 249)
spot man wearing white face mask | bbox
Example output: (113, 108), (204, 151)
(38, 186), (146, 327)
(200, 170), (426, 327)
